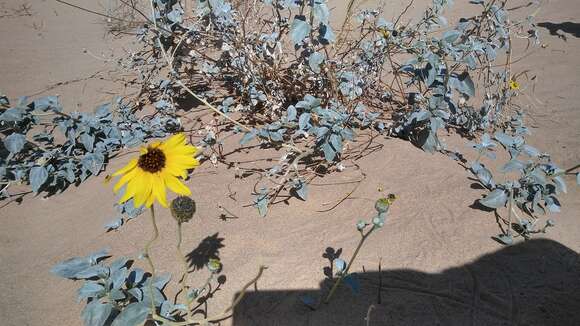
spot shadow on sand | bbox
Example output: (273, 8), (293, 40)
(233, 239), (580, 326)
(538, 22), (580, 41)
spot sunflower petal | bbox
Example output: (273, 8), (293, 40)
(164, 162), (188, 178)
(164, 144), (197, 157)
(112, 159), (138, 177)
(152, 175), (168, 207)
(164, 174), (191, 196)
(119, 170), (141, 204)
(166, 154), (199, 168)
(134, 172), (153, 207)
(161, 133), (186, 149)
(113, 168), (138, 193)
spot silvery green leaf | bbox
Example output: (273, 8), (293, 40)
(89, 248), (110, 265)
(480, 133), (496, 148)
(299, 113), (311, 130)
(240, 128), (257, 145)
(254, 187), (269, 217)
(449, 72), (475, 97)
(321, 142), (336, 162)
(494, 131), (514, 147)
(312, 3), (330, 24)
(75, 265), (109, 279)
(501, 159), (525, 173)
(421, 131), (438, 153)
(293, 178), (308, 200)
(334, 258), (346, 273)
(153, 272), (171, 290)
(80, 133), (95, 152)
(442, 30), (461, 44)
(409, 110), (431, 123)
(111, 302), (149, 326)
(495, 234), (513, 245)
(318, 23), (336, 44)
(269, 130), (284, 142)
(111, 267), (129, 290)
(167, 7), (184, 23)
(553, 175), (567, 194)
(576, 173), (580, 186)
(479, 189), (508, 209)
(110, 257), (129, 272)
(329, 133), (342, 152)
(82, 152), (105, 175)
(476, 166), (495, 189)
(33, 96), (59, 111)
(308, 52), (325, 73)
(299, 295), (317, 310)
(287, 105), (297, 121)
(52, 257), (92, 279)
(142, 285), (165, 307)
(104, 218), (123, 231)
(343, 273), (360, 294)
(160, 301), (172, 319)
(0, 107), (24, 121)
(545, 196), (561, 213)
(29, 166), (48, 193)
(128, 288), (143, 301)
(430, 117), (445, 132)
(522, 144), (540, 157)
(4, 133), (26, 154)
(109, 288), (126, 301)
(77, 282), (105, 302)
(127, 268), (145, 286)
(290, 16), (311, 46)
(82, 301), (112, 326)
(470, 161), (484, 174)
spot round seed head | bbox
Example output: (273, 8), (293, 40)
(170, 196), (196, 223)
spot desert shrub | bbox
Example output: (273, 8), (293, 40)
(115, 0), (577, 236)
(1, 1), (579, 240)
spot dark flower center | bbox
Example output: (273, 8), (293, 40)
(138, 148), (166, 173)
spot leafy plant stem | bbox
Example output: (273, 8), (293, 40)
(144, 205), (159, 313)
(150, 266), (268, 326)
(324, 225), (376, 304)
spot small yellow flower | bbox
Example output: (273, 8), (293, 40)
(378, 27), (390, 39)
(112, 133), (199, 208)
(509, 79), (520, 90)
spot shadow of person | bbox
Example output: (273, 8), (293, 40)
(186, 233), (225, 270)
(233, 238), (580, 325)
(538, 22), (580, 41)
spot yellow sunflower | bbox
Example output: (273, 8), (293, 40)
(112, 133), (199, 208)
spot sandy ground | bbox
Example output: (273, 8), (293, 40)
(0, 0), (579, 325)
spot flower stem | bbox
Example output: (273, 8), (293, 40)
(324, 225), (376, 304)
(145, 205), (159, 313)
(176, 222), (194, 320)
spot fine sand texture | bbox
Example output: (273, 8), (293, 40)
(1, 0), (579, 325)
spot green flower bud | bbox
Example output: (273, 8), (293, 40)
(375, 194), (397, 213)
(170, 196), (196, 223)
(207, 258), (222, 274)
